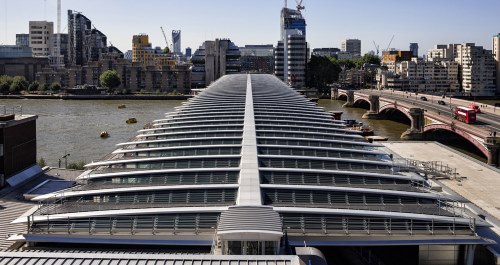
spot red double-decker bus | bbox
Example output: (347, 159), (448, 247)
(454, 106), (476, 124)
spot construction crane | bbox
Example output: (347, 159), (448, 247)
(296, 0), (305, 11)
(386, 35), (395, 51)
(372, 41), (380, 56)
(160, 26), (171, 54)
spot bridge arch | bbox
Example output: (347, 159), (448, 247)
(338, 93), (348, 101)
(423, 124), (489, 159)
(378, 105), (413, 125)
(353, 98), (371, 109)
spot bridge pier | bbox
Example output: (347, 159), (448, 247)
(485, 137), (500, 166)
(401, 108), (424, 140)
(342, 90), (355, 107)
(362, 95), (380, 119)
(331, 88), (339, 100)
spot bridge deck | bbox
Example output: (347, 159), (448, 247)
(382, 141), (500, 225)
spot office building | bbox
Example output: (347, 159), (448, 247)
(15, 34), (29, 47)
(0, 45), (33, 58)
(172, 30), (181, 54)
(275, 7), (307, 88)
(191, 39), (241, 88)
(132, 34), (175, 67)
(239, 44), (274, 74)
(410, 43), (419, 57)
(341, 39), (361, 57)
(493, 33), (500, 94)
(311, 47), (340, 57)
(4, 74), (494, 265)
(124, 50), (132, 61)
(455, 43), (496, 96)
(185, 47), (192, 58)
(29, 21), (53, 57)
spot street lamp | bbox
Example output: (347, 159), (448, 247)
(59, 153), (70, 168)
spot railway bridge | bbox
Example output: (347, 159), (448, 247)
(332, 89), (500, 166)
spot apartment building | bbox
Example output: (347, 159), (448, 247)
(455, 43), (496, 96)
(29, 21), (53, 57)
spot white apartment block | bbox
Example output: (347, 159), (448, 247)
(29, 21), (53, 57)
(493, 34), (500, 94)
(341, 39), (361, 57)
(455, 43), (496, 96)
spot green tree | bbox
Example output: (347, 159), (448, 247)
(28, 81), (40, 92)
(67, 160), (86, 170)
(0, 75), (13, 93)
(306, 55), (341, 94)
(99, 70), (121, 93)
(50, 82), (62, 91)
(37, 157), (47, 168)
(361, 53), (381, 66)
(9, 76), (28, 93)
(39, 83), (50, 92)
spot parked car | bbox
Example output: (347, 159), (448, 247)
(420, 96), (428, 101)
(438, 100), (446, 105)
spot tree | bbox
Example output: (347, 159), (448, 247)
(50, 82), (62, 91)
(28, 81), (40, 92)
(306, 55), (341, 94)
(99, 70), (121, 93)
(0, 75), (13, 93)
(67, 160), (86, 170)
(9, 76), (28, 93)
(39, 83), (50, 92)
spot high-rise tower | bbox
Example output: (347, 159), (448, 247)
(172, 30), (181, 55)
(275, 5), (307, 88)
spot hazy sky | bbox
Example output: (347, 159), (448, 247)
(1, 0), (499, 55)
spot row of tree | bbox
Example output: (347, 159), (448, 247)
(0, 75), (61, 94)
(0, 69), (122, 94)
(306, 53), (381, 92)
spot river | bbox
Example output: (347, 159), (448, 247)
(0, 99), (183, 167)
(0, 98), (487, 167)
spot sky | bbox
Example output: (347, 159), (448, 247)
(1, 0), (500, 55)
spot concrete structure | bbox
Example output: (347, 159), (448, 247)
(455, 43), (496, 96)
(341, 39), (361, 57)
(493, 34), (500, 94)
(239, 45), (274, 74)
(185, 47), (192, 58)
(275, 7), (307, 88)
(191, 39), (241, 88)
(0, 57), (49, 82)
(29, 21), (53, 57)
(15, 34), (29, 47)
(410, 43), (419, 57)
(0, 45), (33, 58)
(172, 30), (181, 54)
(4, 74), (495, 265)
(382, 50), (414, 64)
(0, 113), (38, 188)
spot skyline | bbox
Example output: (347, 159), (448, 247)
(1, 0), (500, 55)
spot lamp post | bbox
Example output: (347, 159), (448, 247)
(61, 153), (70, 168)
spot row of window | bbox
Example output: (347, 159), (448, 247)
(257, 131), (359, 142)
(259, 158), (391, 171)
(258, 147), (383, 161)
(257, 138), (368, 150)
(126, 138), (242, 150)
(121, 147), (242, 159)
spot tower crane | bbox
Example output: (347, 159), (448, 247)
(296, 0), (305, 11)
(372, 41), (380, 56)
(386, 35), (395, 51)
(160, 26), (172, 54)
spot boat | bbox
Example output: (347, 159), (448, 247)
(118, 104), (126, 109)
(365, 135), (388, 142)
(126, 118), (137, 124)
(100, 131), (109, 138)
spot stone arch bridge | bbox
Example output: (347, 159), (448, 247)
(332, 89), (500, 166)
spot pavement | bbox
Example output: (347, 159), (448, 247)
(0, 167), (83, 250)
(382, 141), (500, 223)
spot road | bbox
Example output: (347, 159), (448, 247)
(360, 89), (500, 133)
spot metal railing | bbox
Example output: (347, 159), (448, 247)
(282, 216), (476, 236)
(0, 105), (23, 116)
(393, 158), (458, 179)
